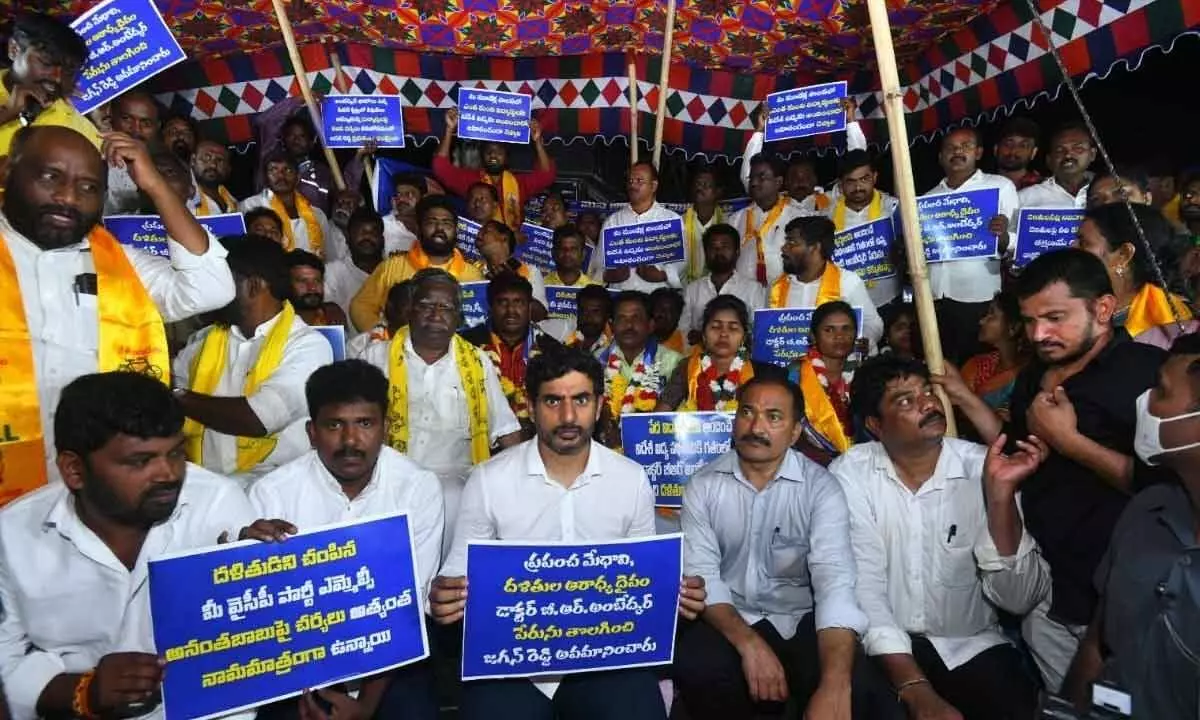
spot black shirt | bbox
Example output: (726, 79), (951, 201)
(1006, 330), (1167, 626)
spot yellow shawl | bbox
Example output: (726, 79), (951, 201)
(769, 261), (841, 309)
(797, 358), (852, 453)
(270, 192), (324, 257)
(1125, 283), (1194, 338)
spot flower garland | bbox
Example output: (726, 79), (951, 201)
(484, 327), (538, 421)
(601, 341), (660, 417)
(685, 348), (751, 412)
(567, 328), (610, 355)
(807, 346), (854, 435)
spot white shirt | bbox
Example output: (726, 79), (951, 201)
(829, 439), (1048, 670)
(730, 200), (807, 286)
(922, 170), (1019, 303)
(518, 262), (549, 311)
(103, 165), (142, 216)
(0, 213), (235, 475)
(1017, 175), (1090, 210)
(681, 271), (766, 334)
(249, 447), (445, 606)
(590, 202), (685, 293)
(0, 465), (255, 720)
(323, 224), (349, 263)
(821, 192), (902, 308)
(740, 121), (869, 194)
(348, 330), (386, 359)
(775, 263), (884, 349)
(239, 190), (332, 257)
(173, 311), (333, 482)
(682, 450), (868, 640)
(324, 258), (371, 326)
(382, 214), (418, 256)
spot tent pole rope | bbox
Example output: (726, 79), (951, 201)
(651, 0), (677, 168)
(865, 0), (957, 436)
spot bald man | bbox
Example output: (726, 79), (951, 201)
(0, 126), (235, 491)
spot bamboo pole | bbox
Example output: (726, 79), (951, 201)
(650, 0), (677, 167)
(865, 0), (957, 436)
(270, 0), (346, 191)
(628, 55), (639, 164)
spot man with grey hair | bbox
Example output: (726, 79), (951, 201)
(362, 268), (522, 552)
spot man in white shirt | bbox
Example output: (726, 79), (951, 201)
(105, 91), (162, 216)
(0, 371), (279, 720)
(325, 208), (386, 327)
(174, 235), (333, 483)
(0, 126), (235, 489)
(1018, 122), (1097, 210)
(830, 354), (1047, 720)
(383, 174), (423, 256)
(922, 127), (1020, 364)
(430, 346), (706, 720)
(249, 359), (443, 720)
(321, 187), (364, 262)
(192, 138), (238, 214)
(239, 153), (331, 257)
(822, 150), (901, 311)
(681, 223), (765, 344)
(771, 216), (883, 349)
(676, 375), (898, 720)
(731, 154), (805, 286)
(590, 161), (685, 293)
(682, 167), (725, 284)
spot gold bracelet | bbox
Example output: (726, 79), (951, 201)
(895, 677), (931, 701)
(72, 670), (98, 720)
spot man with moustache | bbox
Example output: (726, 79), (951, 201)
(174, 235), (333, 484)
(680, 224), (764, 344)
(285, 250), (349, 330)
(191, 139), (238, 214)
(323, 187), (365, 262)
(466, 182), (500, 225)
(591, 161), (686, 293)
(563, 283), (613, 353)
(545, 224), (596, 288)
(253, 106), (365, 213)
(384, 174), (424, 255)
(161, 115), (197, 162)
(682, 168), (724, 284)
(731, 155), (805, 287)
(240, 152), (331, 257)
(104, 90), (165, 215)
(992, 117), (1042, 190)
(539, 191), (569, 230)
(350, 195), (484, 332)
(933, 248), (1168, 693)
(325, 208), (386, 325)
(249, 360), (444, 720)
(0, 126), (234, 492)
(1018, 122), (1097, 209)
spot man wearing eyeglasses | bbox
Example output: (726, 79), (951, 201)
(1018, 123), (1097, 210)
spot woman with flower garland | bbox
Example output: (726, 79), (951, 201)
(787, 300), (860, 461)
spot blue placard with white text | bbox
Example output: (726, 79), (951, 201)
(545, 285), (582, 321)
(148, 514), (428, 720)
(833, 217), (896, 282)
(621, 413), (733, 507)
(764, 82), (847, 143)
(70, 0), (187, 115)
(916, 188), (1001, 263)
(461, 535), (682, 680)
(1014, 208), (1085, 268)
(457, 88), (532, 145)
(460, 281), (489, 329)
(751, 307), (863, 367)
(457, 217), (482, 261)
(313, 326), (347, 362)
(601, 218), (685, 268)
(321, 96), (406, 149)
(105, 213), (246, 257)
(517, 222), (556, 273)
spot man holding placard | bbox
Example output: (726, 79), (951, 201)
(822, 151), (900, 312)
(240, 153), (332, 258)
(591, 161), (686, 294)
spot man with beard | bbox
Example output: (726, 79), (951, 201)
(0, 371), (283, 720)
(1018, 122), (1096, 209)
(322, 187), (364, 262)
(191, 139), (238, 214)
(831, 355), (1047, 720)
(770, 216), (882, 350)
(992, 117), (1042, 190)
(731, 155), (805, 287)
(0, 126), (234, 491)
(545, 224), (597, 288)
(361, 269), (521, 553)
(384, 174), (423, 255)
(434, 108), (556, 230)
(350, 195), (484, 332)
(252, 105), (364, 213)
(249, 360), (444, 720)
(430, 346), (706, 720)
(285, 250), (349, 330)
(0, 13), (97, 157)
(240, 152), (331, 258)
(161, 114), (197, 161)
(922, 127), (1019, 364)
(174, 235), (333, 483)
(682, 168), (724, 284)
(466, 181), (500, 225)
(563, 283), (612, 353)
(325, 208), (385, 326)
(680, 224), (764, 344)
(820, 151), (901, 312)
(591, 161), (685, 293)
(105, 90), (164, 215)
(539, 190), (569, 229)
(576, 210), (602, 246)
(932, 248), (1169, 694)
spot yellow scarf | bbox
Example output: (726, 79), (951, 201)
(661, 328), (685, 354)
(1125, 283), (1194, 338)
(747, 198), (789, 285)
(386, 328), (490, 463)
(831, 191), (883, 232)
(270, 192), (324, 257)
(769, 261), (841, 309)
(484, 171), (523, 230)
(197, 186), (238, 216)
(183, 303), (296, 472)
(407, 242), (472, 279)
(684, 205), (723, 282)
(797, 358), (852, 453)
(811, 192), (832, 212)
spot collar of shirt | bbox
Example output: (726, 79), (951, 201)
(523, 439), (605, 490)
(403, 334), (455, 370)
(718, 448), (810, 491)
(230, 307), (290, 343)
(868, 440), (969, 496)
(309, 448), (382, 506)
(935, 169), (985, 192)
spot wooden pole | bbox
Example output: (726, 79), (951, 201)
(865, 0), (957, 436)
(651, 0), (677, 167)
(628, 55), (639, 165)
(327, 41), (350, 93)
(271, 0), (346, 191)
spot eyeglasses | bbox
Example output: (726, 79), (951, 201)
(413, 300), (457, 316)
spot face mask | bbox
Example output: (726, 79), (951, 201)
(1133, 389), (1200, 465)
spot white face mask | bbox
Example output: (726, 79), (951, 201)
(1134, 389), (1200, 465)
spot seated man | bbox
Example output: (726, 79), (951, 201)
(348, 280), (413, 359)
(650, 287), (687, 354)
(429, 346), (705, 720)
(475, 219), (548, 316)
(545, 224), (597, 288)
(466, 181), (501, 225)
(680, 223), (765, 346)
(383, 174), (423, 255)
(245, 206), (286, 245)
(561, 283), (612, 353)
(830, 354), (1046, 720)
(250, 360), (444, 720)
(676, 375), (899, 720)
(285, 249), (350, 330)
(324, 208), (386, 327)
(174, 235), (333, 484)
(239, 152), (331, 256)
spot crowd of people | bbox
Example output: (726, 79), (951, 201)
(0, 10), (1198, 720)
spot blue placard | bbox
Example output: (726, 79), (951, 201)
(833, 217), (897, 282)
(916, 188), (1001, 263)
(751, 307), (863, 367)
(517, 222), (556, 273)
(461, 535), (682, 681)
(321, 96), (406, 149)
(197, 213), (249, 238)
(313, 325), (346, 362)
(620, 412), (733, 508)
(457, 88), (532, 145)
(601, 218), (685, 268)
(105, 213), (247, 257)
(764, 81), (847, 143)
(148, 514), (429, 720)
(545, 285), (582, 321)
(460, 281), (489, 329)
(70, 0), (187, 115)
(1014, 208), (1085, 268)
(457, 217), (482, 261)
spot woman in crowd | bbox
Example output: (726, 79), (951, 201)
(879, 301), (921, 360)
(786, 300), (859, 460)
(958, 290), (1029, 423)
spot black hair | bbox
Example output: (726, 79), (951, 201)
(415, 194), (457, 226)
(552, 224), (585, 251)
(347, 207), (384, 235)
(735, 375), (805, 423)
(649, 287), (685, 318)
(483, 220), (517, 254)
(1091, 164), (1151, 193)
(849, 354), (932, 421)
(488, 270), (534, 304)
(221, 234), (291, 301)
(149, 147), (189, 179)
(838, 149), (873, 178)
(690, 166), (717, 185)
(995, 117), (1041, 144)
(305, 360), (389, 418)
(112, 90), (162, 120)
(281, 113), (316, 139)
(409, 267), (462, 315)
(543, 190), (566, 206)
(611, 290), (653, 320)
(1014, 248), (1114, 303)
(386, 280), (415, 311)
(577, 283), (612, 312)
(162, 113), (199, 138)
(285, 249), (324, 276)
(1051, 121), (1094, 147)
(630, 160), (659, 183)
(749, 153), (788, 180)
(12, 13), (87, 68)
(244, 207), (285, 235)
(784, 215), (836, 260)
(788, 157), (817, 172)
(525, 345), (604, 402)
(942, 125), (982, 148)
(262, 151), (299, 172)
(1169, 332), (1200, 360)
(701, 295), (750, 333)
(811, 300), (858, 337)
(702, 223), (741, 249)
(468, 181), (500, 202)
(1083, 203), (1176, 288)
(55, 372), (183, 456)
(392, 174), (426, 197)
